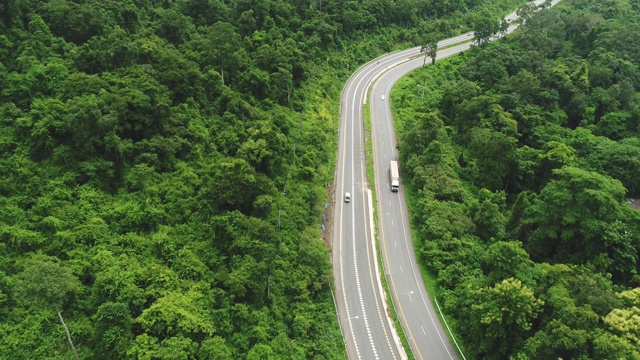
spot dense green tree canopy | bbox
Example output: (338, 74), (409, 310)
(393, 0), (640, 358)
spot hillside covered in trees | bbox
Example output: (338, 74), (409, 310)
(393, 0), (640, 358)
(0, 0), (535, 358)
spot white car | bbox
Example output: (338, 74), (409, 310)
(381, 95), (385, 100)
(344, 192), (351, 203)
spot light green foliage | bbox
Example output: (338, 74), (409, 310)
(517, 264), (633, 359)
(602, 288), (640, 352)
(590, 328), (640, 360)
(603, 307), (640, 348)
(469, 278), (543, 358)
(400, 112), (448, 157)
(534, 140), (577, 187)
(137, 290), (215, 337)
(92, 250), (147, 311)
(199, 336), (233, 360)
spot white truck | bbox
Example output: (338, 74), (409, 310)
(389, 160), (399, 192)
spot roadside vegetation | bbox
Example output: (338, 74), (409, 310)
(392, 0), (640, 358)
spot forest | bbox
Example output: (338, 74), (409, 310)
(0, 0), (533, 358)
(392, 0), (640, 358)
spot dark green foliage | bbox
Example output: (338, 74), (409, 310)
(0, 0), (350, 357)
(393, 0), (640, 358)
(472, 12), (501, 46)
(522, 167), (639, 278)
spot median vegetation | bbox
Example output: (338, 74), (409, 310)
(392, 0), (640, 358)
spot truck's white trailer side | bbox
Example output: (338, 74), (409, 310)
(390, 160), (399, 192)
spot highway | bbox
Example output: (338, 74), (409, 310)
(332, 1), (560, 359)
(333, 46), (409, 360)
(332, 29), (486, 360)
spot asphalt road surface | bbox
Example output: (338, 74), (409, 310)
(333, 48), (409, 360)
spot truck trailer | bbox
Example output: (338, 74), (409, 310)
(389, 160), (399, 192)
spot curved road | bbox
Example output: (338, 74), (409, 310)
(370, 43), (471, 360)
(333, 1), (560, 359)
(333, 47), (412, 360)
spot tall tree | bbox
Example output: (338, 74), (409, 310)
(420, 33), (440, 66)
(524, 166), (640, 279)
(13, 255), (81, 360)
(472, 14), (500, 46)
(204, 22), (247, 85)
(498, 19), (510, 37)
(467, 127), (518, 191)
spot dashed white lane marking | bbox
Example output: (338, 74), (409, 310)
(352, 180), (379, 360)
(351, 81), (380, 360)
(341, 84), (362, 360)
(341, 227), (362, 360)
(421, 325), (427, 336)
(400, 265), (403, 273)
(366, 189), (400, 360)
